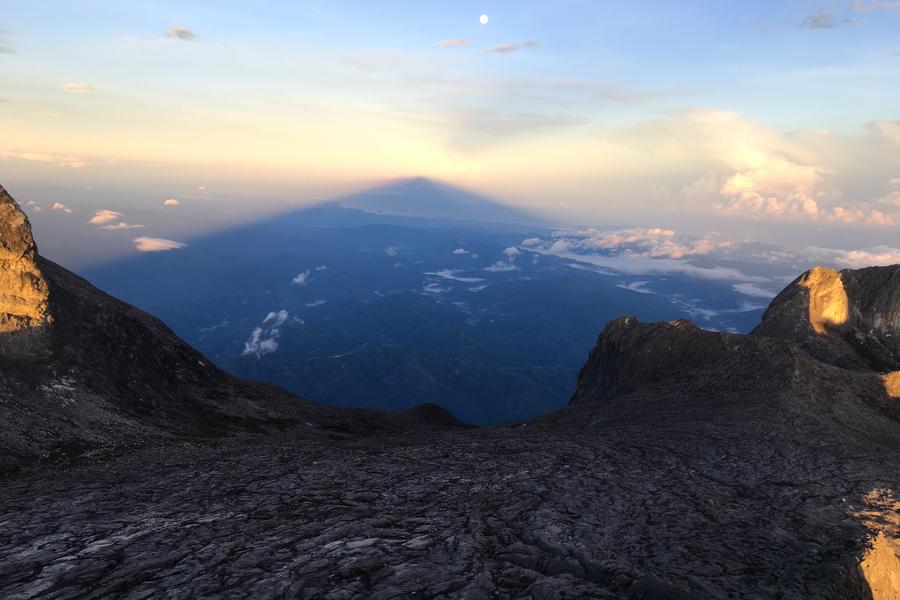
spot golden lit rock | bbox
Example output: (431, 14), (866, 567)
(861, 532), (900, 600)
(0, 184), (52, 357)
(799, 266), (849, 334)
(885, 372), (900, 399)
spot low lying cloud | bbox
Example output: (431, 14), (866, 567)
(89, 209), (122, 225)
(165, 27), (197, 41)
(63, 83), (95, 93)
(102, 222), (144, 230)
(163, 198), (179, 206)
(51, 202), (72, 213)
(293, 270), (311, 285)
(242, 310), (291, 358)
(523, 228), (768, 282)
(439, 39), (473, 48)
(806, 245), (900, 268)
(0, 149), (91, 168)
(528, 227), (730, 260)
(133, 236), (186, 252)
(425, 269), (485, 283)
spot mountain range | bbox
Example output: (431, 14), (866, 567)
(1, 183), (899, 598)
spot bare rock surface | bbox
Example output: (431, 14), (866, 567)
(0, 184), (52, 359)
(753, 265), (900, 372)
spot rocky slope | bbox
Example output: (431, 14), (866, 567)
(0, 183), (898, 598)
(752, 265), (900, 372)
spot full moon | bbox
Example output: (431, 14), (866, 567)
(479, 14), (489, 25)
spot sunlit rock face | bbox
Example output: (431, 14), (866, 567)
(0, 185), (52, 358)
(753, 264), (900, 372)
(800, 266), (849, 334)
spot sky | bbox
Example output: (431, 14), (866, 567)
(0, 0), (898, 266)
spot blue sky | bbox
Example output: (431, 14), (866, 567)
(0, 0), (898, 264)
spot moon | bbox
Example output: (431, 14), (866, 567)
(479, 14), (489, 25)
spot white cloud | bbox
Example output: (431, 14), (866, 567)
(63, 83), (94, 93)
(163, 198), (180, 206)
(89, 209), (122, 225)
(242, 310), (291, 358)
(452, 248), (470, 255)
(102, 222), (144, 230)
(293, 270), (310, 285)
(733, 283), (777, 298)
(196, 184), (207, 191)
(484, 261), (519, 272)
(385, 246), (400, 256)
(524, 228), (769, 282)
(51, 202), (72, 213)
(315, 265), (328, 271)
(425, 269), (485, 283)
(534, 227), (729, 260)
(133, 236), (186, 252)
(806, 245), (900, 268)
(616, 281), (654, 294)
(305, 300), (327, 307)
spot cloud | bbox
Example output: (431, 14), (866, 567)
(452, 248), (471, 255)
(305, 300), (327, 308)
(133, 236), (186, 252)
(851, 0), (900, 11)
(536, 227), (729, 260)
(0, 149), (91, 168)
(733, 283), (777, 298)
(165, 27), (197, 41)
(439, 39), (473, 48)
(488, 43), (520, 54)
(425, 269), (485, 283)
(89, 209), (122, 225)
(163, 198), (180, 206)
(51, 202), (72, 213)
(242, 310), (291, 358)
(523, 228), (768, 282)
(487, 40), (541, 54)
(102, 222), (144, 230)
(196, 184), (207, 191)
(799, 12), (856, 29)
(385, 246), (400, 256)
(63, 83), (95, 93)
(805, 245), (900, 268)
(293, 270), (310, 285)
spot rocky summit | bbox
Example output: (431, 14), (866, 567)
(0, 185), (899, 599)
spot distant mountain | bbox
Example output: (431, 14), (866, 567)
(336, 177), (542, 225)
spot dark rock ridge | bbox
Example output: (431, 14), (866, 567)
(752, 265), (900, 372)
(0, 183), (898, 598)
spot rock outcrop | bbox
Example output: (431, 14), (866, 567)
(752, 265), (900, 372)
(0, 185), (52, 358)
